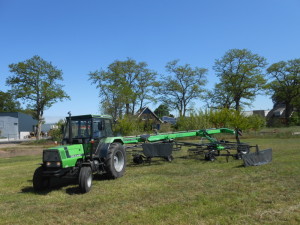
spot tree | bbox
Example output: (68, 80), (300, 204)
(213, 49), (267, 111)
(205, 83), (234, 109)
(135, 69), (157, 110)
(267, 59), (300, 126)
(154, 104), (170, 118)
(0, 91), (22, 112)
(6, 55), (70, 140)
(89, 58), (157, 118)
(156, 60), (207, 117)
(208, 108), (265, 143)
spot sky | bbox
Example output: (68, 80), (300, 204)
(1, 0), (300, 123)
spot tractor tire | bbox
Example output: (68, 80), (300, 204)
(205, 152), (216, 161)
(236, 144), (250, 159)
(105, 142), (126, 179)
(165, 155), (174, 162)
(33, 166), (50, 191)
(79, 166), (93, 193)
(133, 154), (144, 164)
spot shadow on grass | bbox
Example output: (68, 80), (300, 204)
(233, 164), (246, 168)
(126, 158), (173, 167)
(21, 178), (78, 195)
(21, 175), (112, 195)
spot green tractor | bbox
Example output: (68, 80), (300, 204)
(33, 113), (269, 193)
(33, 113), (126, 193)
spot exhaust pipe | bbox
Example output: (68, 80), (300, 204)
(68, 111), (73, 144)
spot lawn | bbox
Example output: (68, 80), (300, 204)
(0, 138), (299, 225)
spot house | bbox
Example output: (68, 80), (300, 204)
(0, 112), (37, 140)
(136, 107), (163, 130)
(266, 103), (297, 126)
(243, 110), (270, 117)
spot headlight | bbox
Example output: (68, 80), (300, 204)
(45, 161), (61, 167)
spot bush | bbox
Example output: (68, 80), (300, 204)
(176, 111), (212, 131)
(48, 128), (63, 142)
(114, 115), (156, 136)
(159, 123), (173, 133)
(290, 111), (300, 126)
(48, 119), (64, 142)
(175, 108), (266, 135)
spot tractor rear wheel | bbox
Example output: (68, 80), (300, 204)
(33, 166), (50, 191)
(105, 142), (126, 179)
(79, 166), (92, 193)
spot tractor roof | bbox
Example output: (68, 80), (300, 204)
(68, 114), (113, 120)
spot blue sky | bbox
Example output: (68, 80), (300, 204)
(1, 0), (300, 123)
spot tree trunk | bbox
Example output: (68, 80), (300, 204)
(36, 119), (42, 140)
(36, 112), (43, 140)
(125, 103), (130, 115)
(285, 102), (292, 126)
(235, 128), (241, 144)
(235, 100), (240, 111)
(235, 98), (241, 143)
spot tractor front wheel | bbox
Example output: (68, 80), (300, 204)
(105, 142), (126, 179)
(33, 167), (50, 191)
(79, 166), (92, 193)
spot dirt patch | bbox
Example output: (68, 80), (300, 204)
(0, 143), (46, 158)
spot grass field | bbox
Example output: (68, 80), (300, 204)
(0, 138), (299, 225)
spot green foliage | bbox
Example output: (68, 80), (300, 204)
(47, 119), (65, 142)
(213, 49), (267, 110)
(290, 111), (300, 126)
(0, 91), (22, 112)
(156, 60), (207, 117)
(6, 55), (70, 139)
(48, 128), (63, 142)
(246, 114), (266, 131)
(114, 115), (153, 136)
(209, 109), (265, 131)
(267, 59), (300, 125)
(154, 104), (170, 118)
(228, 110), (251, 130)
(22, 139), (50, 145)
(176, 110), (211, 131)
(208, 108), (232, 127)
(176, 108), (265, 135)
(89, 58), (157, 118)
(204, 83), (234, 109)
(159, 123), (173, 133)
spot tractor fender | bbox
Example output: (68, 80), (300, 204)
(95, 139), (124, 158)
(95, 142), (111, 158)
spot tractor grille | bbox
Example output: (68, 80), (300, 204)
(43, 149), (61, 162)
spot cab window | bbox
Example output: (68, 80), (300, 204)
(92, 118), (113, 138)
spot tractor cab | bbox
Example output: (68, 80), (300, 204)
(63, 114), (113, 145)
